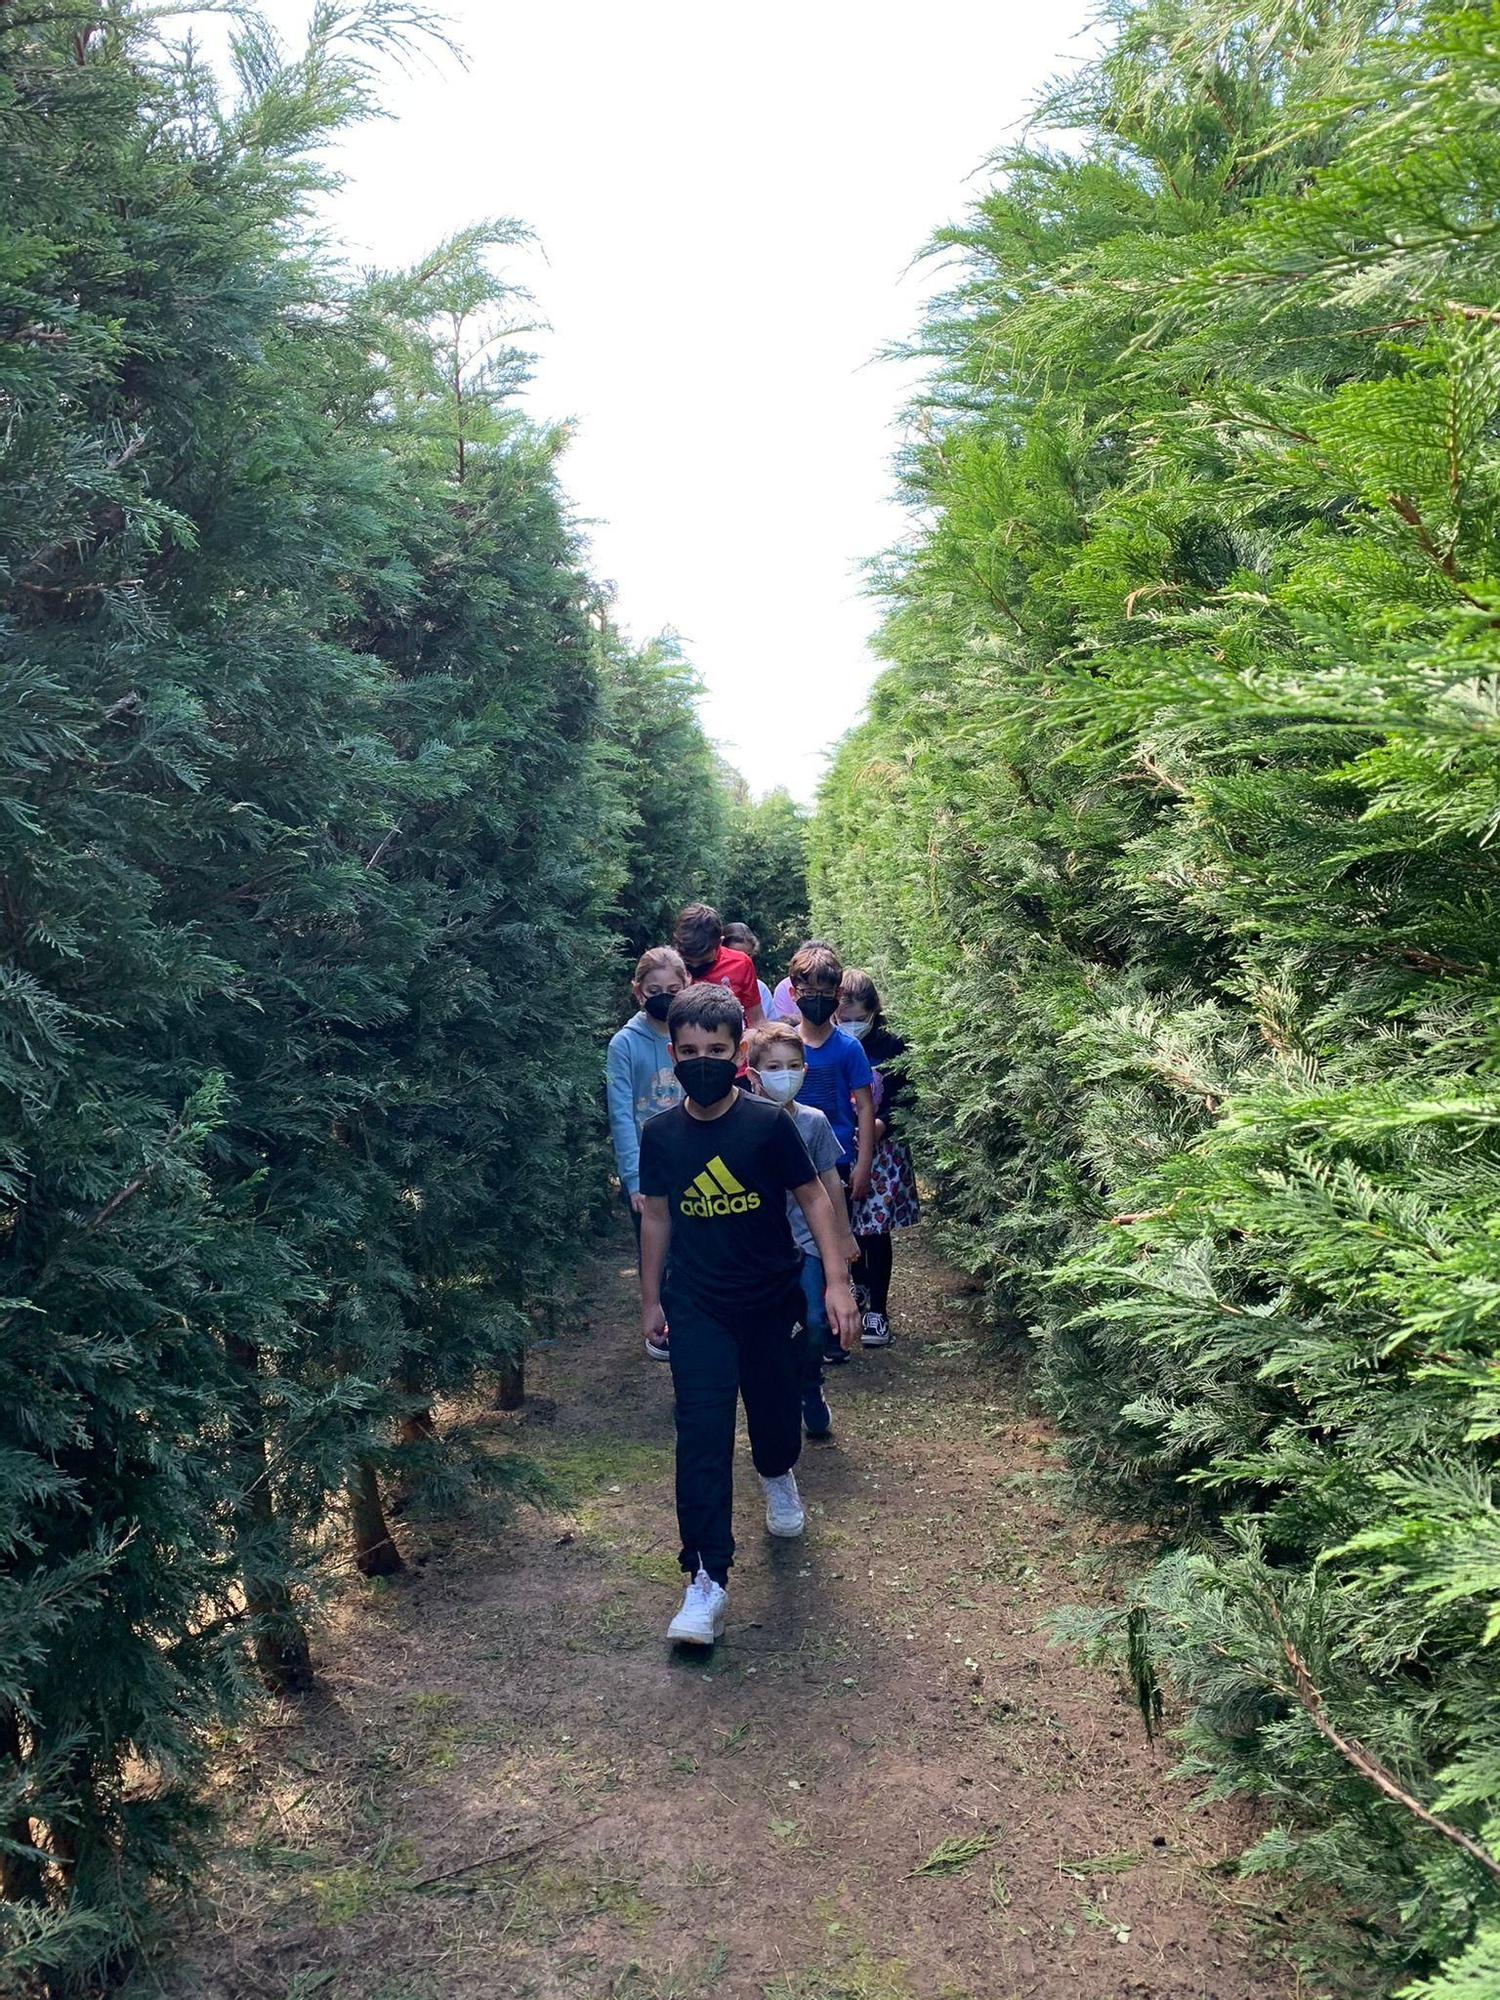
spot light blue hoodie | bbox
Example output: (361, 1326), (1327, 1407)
(605, 1012), (683, 1195)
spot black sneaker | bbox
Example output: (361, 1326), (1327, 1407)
(802, 1387), (833, 1439)
(861, 1310), (892, 1348)
(822, 1337), (849, 1367)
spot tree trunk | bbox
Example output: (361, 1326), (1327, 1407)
(350, 1459), (404, 1576)
(494, 1349), (524, 1411)
(0, 1705), (43, 1905)
(399, 1405), (436, 1448)
(226, 1333), (315, 1692)
(391, 1399), (436, 1515)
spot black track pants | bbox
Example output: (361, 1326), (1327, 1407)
(664, 1284), (802, 1586)
(854, 1231), (893, 1315)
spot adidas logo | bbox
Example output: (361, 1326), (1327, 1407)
(679, 1155), (763, 1218)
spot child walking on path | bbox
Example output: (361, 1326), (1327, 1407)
(605, 947), (688, 1358)
(785, 942), (875, 1366)
(837, 969), (921, 1348)
(744, 1019), (860, 1440)
(722, 922), (775, 1024)
(786, 941), (875, 1198)
(638, 985), (859, 1647)
(672, 902), (765, 1029)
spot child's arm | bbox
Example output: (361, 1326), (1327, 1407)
(819, 1164), (859, 1267)
(851, 1084), (875, 1202)
(791, 1179), (860, 1349)
(740, 957), (765, 1030)
(604, 1039), (643, 1207)
(639, 1195), (671, 1345)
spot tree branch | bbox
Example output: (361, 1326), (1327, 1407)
(1268, 1603), (1500, 1886)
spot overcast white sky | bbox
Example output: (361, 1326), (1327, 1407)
(241, 2), (1096, 800)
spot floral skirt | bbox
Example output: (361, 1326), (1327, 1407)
(849, 1136), (920, 1234)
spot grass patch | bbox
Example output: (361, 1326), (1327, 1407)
(309, 1862), (378, 1927)
(535, 1436), (672, 1504)
(765, 1939), (964, 2000)
(308, 1834), (418, 1926)
(621, 1547), (683, 1586)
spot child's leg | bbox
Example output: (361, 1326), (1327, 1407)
(797, 1251), (829, 1390)
(854, 1231), (894, 1316)
(666, 1294), (741, 1585)
(736, 1305), (803, 1480)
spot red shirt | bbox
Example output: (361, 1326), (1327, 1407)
(691, 945), (761, 1022)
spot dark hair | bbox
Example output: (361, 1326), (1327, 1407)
(667, 982), (744, 1044)
(673, 902), (723, 961)
(721, 921), (759, 957)
(840, 968), (882, 1024)
(789, 940), (842, 989)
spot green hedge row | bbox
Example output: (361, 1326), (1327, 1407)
(809, 4), (1500, 1990)
(0, 11), (798, 1987)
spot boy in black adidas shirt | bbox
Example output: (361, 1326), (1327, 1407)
(639, 984), (860, 1647)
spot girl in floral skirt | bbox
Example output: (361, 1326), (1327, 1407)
(836, 970), (920, 1347)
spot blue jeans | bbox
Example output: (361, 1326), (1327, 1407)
(798, 1252), (829, 1391)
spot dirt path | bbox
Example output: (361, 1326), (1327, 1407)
(152, 1230), (1297, 2000)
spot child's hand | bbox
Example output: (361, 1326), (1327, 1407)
(630, 1190), (647, 1215)
(642, 1301), (667, 1345)
(825, 1278), (860, 1351)
(841, 1233), (861, 1267)
(852, 1165), (873, 1202)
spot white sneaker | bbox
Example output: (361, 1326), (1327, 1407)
(761, 1470), (805, 1537)
(666, 1568), (726, 1645)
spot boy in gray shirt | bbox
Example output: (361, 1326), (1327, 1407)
(744, 1021), (860, 1437)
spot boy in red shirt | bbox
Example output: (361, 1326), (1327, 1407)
(673, 903), (765, 1030)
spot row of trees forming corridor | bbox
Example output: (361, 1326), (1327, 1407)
(0, 9), (807, 1988)
(808, 2), (1500, 1994)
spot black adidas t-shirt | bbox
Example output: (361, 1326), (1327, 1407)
(639, 1093), (816, 1318)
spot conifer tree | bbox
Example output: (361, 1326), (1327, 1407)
(0, 5), (657, 1984)
(718, 788), (810, 969)
(1, 4), (406, 1977)
(597, 629), (730, 960)
(811, 1), (1500, 1987)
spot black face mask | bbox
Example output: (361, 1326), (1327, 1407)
(674, 1056), (739, 1107)
(642, 992), (674, 1022)
(796, 992), (837, 1025)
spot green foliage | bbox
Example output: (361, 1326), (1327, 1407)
(717, 787), (811, 974)
(598, 630), (729, 962)
(0, 6), (727, 1986)
(811, 0), (1500, 1988)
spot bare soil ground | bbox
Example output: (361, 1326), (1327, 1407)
(145, 1229), (1300, 2000)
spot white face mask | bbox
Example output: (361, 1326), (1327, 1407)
(840, 1016), (874, 1041)
(756, 1066), (805, 1104)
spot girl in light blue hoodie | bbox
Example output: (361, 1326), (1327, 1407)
(606, 946), (688, 1255)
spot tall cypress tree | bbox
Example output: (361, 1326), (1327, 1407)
(597, 629), (731, 961)
(0, 6), (632, 1984)
(331, 225), (618, 1530)
(0, 5), (404, 1978)
(811, 2), (1500, 1988)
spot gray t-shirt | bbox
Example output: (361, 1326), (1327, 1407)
(785, 1100), (841, 1255)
